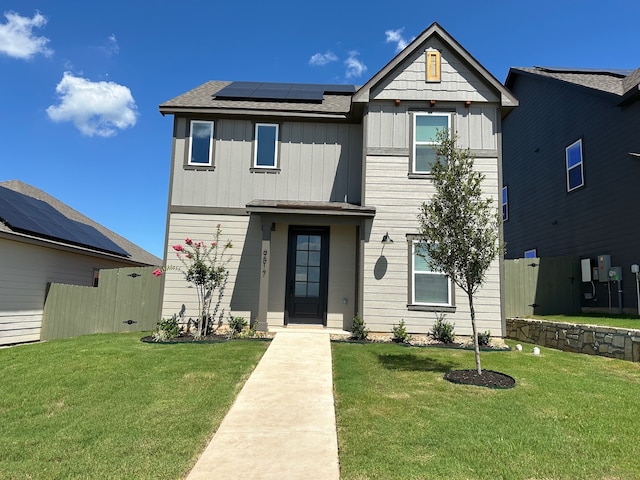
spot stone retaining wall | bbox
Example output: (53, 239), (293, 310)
(506, 318), (640, 362)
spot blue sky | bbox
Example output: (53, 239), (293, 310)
(2, 0), (639, 259)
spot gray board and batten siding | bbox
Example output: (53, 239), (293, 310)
(502, 68), (640, 312)
(170, 118), (363, 209)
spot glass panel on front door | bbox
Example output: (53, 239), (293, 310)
(294, 234), (321, 298)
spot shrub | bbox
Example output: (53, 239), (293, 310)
(153, 315), (181, 342)
(170, 225), (233, 338)
(350, 315), (369, 341)
(391, 320), (411, 343)
(227, 316), (248, 338)
(431, 313), (455, 343)
(477, 330), (491, 346)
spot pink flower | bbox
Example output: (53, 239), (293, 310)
(211, 241), (217, 247)
(195, 241), (202, 248)
(216, 224), (221, 228)
(172, 244), (184, 252)
(152, 268), (163, 277)
(185, 237), (193, 245)
(185, 253), (192, 259)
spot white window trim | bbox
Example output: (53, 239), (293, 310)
(502, 186), (508, 222)
(187, 120), (214, 166)
(566, 138), (584, 192)
(412, 112), (451, 174)
(411, 240), (453, 307)
(253, 123), (279, 169)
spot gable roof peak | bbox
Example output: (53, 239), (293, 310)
(352, 22), (516, 108)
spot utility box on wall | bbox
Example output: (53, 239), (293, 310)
(581, 258), (592, 282)
(609, 267), (622, 282)
(598, 255), (611, 283)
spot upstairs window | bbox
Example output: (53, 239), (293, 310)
(502, 186), (508, 221)
(566, 139), (584, 192)
(411, 240), (452, 307)
(254, 123), (279, 169)
(524, 249), (537, 259)
(412, 113), (450, 174)
(188, 120), (214, 166)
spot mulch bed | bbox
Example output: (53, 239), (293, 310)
(140, 333), (230, 344)
(140, 332), (274, 344)
(444, 369), (516, 389)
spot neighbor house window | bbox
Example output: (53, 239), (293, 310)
(566, 139), (584, 192)
(411, 240), (452, 306)
(188, 120), (214, 166)
(524, 249), (537, 259)
(254, 123), (279, 169)
(502, 186), (508, 221)
(412, 113), (450, 174)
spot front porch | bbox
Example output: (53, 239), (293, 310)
(246, 200), (375, 331)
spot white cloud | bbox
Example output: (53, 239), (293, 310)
(385, 28), (409, 53)
(46, 72), (138, 137)
(344, 51), (367, 79)
(309, 50), (337, 66)
(0, 11), (52, 59)
(104, 34), (119, 56)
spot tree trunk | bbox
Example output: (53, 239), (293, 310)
(467, 290), (482, 374)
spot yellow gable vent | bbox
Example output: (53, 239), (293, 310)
(425, 48), (441, 82)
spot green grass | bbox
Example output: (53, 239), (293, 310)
(532, 314), (640, 330)
(333, 340), (640, 480)
(0, 332), (268, 479)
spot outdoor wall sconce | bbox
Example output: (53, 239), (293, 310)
(381, 232), (394, 244)
(430, 99), (436, 107)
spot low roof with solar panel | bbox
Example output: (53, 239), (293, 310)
(159, 80), (357, 117)
(0, 180), (160, 265)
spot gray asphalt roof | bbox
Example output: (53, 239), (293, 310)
(160, 81), (354, 116)
(0, 180), (161, 266)
(512, 66), (640, 96)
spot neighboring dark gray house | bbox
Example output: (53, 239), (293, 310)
(502, 66), (640, 313)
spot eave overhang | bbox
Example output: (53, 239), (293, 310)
(246, 200), (376, 218)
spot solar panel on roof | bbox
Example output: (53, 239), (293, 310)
(215, 81), (354, 102)
(323, 84), (356, 94)
(0, 186), (129, 257)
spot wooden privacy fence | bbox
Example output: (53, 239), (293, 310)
(504, 256), (582, 317)
(41, 266), (162, 341)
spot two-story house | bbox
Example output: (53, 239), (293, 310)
(158, 23), (517, 335)
(503, 66), (640, 313)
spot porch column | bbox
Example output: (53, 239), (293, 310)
(256, 221), (271, 331)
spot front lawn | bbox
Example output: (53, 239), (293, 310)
(333, 340), (640, 479)
(0, 333), (268, 479)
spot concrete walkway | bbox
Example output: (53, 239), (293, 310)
(186, 329), (340, 479)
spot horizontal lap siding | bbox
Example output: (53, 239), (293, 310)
(161, 213), (260, 324)
(362, 152), (503, 336)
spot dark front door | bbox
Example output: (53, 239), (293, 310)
(285, 227), (329, 325)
